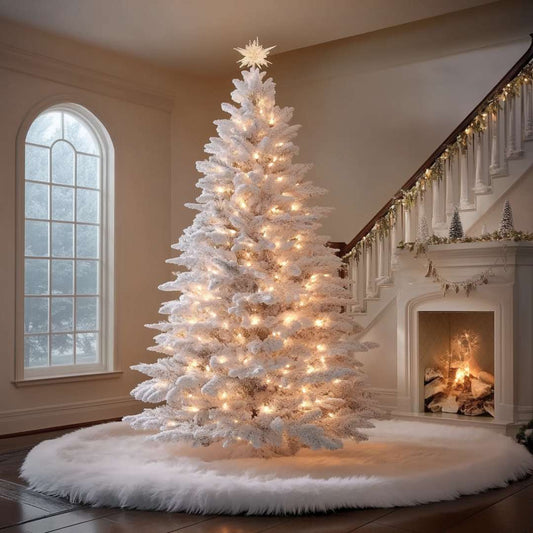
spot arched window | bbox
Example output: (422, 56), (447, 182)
(17, 104), (114, 381)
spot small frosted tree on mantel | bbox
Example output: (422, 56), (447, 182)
(449, 207), (464, 240)
(125, 40), (381, 456)
(499, 200), (514, 236)
(417, 215), (430, 243)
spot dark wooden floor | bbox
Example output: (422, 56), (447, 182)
(0, 438), (532, 533)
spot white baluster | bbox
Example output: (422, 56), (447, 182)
(390, 212), (400, 270)
(366, 242), (378, 298)
(365, 243), (374, 298)
(445, 157), (455, 216)
(372, 240), (379, 293)
(417, 196), (426, 240)
(403, 205), (412, 242)
(506, 96), (523, 159)
(421, 182), (433, 236)
(350, 255), (359, 312)
(382, 231), (391, 283)
(412, 200), (420, 241)
(431, 178), (446, 230)
(517, 89), (525, 155)
(376, 234), (384, 281)
(473, 131), (490, 193)
(377, 233), (391, 284)
(358, 244), (367, 309)
(390, 222), (397, 251)
(489, 109), (506, 177)
(459, 146), (473, 209)
(396, 204), (405, 245)
(524, 82), (533, 140)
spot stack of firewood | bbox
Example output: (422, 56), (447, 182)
(424, 366), (494, 417)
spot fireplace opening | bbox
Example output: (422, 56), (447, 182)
(419, 311), (494, 417)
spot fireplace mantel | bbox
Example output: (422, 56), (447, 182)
(395, 240), (533, 283)
(393, 241), (533, 431)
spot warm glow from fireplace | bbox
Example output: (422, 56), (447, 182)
(419, 312), (495, 418)
(453, 364), (470, 386)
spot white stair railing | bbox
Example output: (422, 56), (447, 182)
(341, 46), (533, 317)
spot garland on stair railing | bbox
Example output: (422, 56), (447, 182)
(397, 231), (533, 296)
(342, 60), (533, 262)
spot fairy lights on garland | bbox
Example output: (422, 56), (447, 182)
(342, 60), (533, 262)
(397, 231), (533, 296)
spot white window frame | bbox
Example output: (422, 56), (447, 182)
(15, 102), (116, 383)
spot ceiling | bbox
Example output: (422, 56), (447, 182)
(0, 0), (496, 75)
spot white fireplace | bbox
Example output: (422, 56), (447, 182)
(392, 241), (533, 432)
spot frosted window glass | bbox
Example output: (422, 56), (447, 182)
(76, 189), (99, 223)
(24, 259), (49, 295)
(64, 113), (98, 154)
(77, 154), (100, 189)
(52, 223), (74, 257)
(24, 335), (49, 367)
(76, 297), (98, 331)
(26, 111), (62, 146)
(76, 261), (98, 295)
(51, 297), (73, 332)
(25, 220), (49, 257)
(23, 106), (108, 373)
(51, 333), (74, 365)
(51, 260), (73, 295)
(24, 297), (48, 333)
(52, 141), (75, 185)
(25, 145), (49, 182)
(76, 332), (98, 363)
(52, 186), (74, 221)
(77, 224), (99, 258)
(25, 182), (49, 219)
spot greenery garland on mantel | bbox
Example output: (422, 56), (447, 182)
(341, 60), (533, 262)
(397, 231), (533, 296)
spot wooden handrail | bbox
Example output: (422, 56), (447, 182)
(341, 34), (533, 258)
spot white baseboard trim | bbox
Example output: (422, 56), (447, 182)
(368, 387), (398, 409)
(0, 395), (140, 435)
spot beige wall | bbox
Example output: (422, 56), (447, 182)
(1, 0), (532, 434)
(269, 0), (533, 242)
(170, 78), (223, 241)
(0, 20), (188, 434)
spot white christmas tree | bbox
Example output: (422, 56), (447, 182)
(417, 215), (430, 243)
(125, 40), (381, 456)
(449, 207), (464, 240)
(499, 200), (514, 236)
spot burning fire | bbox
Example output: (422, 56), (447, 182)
(425, 328), (494, 417)
(450, 331), (477, 386)
(454, 363), (470, 385)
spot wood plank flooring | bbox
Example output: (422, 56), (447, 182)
(0, 436), (532, 533)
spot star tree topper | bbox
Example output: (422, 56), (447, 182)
(234, 38), (275, 69)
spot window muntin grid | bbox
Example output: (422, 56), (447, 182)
(23, 110), (102, 369)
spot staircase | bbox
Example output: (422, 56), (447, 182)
(340, 38), (533, 330)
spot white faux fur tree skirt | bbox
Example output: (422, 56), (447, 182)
(21, 420), (533, 515)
